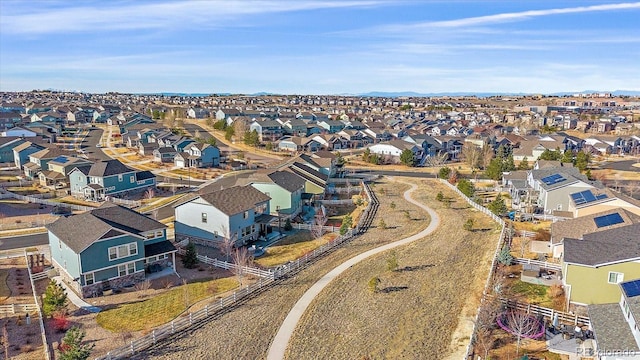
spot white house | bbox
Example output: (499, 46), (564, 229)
(1, 127), (37, 137)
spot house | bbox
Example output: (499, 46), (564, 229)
(369, 140), (422, 163)
(550, 208), (640, 259)
(244, 170), (305, 217)
(39, 155), (92, 188)
(138, 142), (157, 156)
(0, 137), (27, 163)
(317, 120), (345, 134)
(277, 136), (321, 153)
(174, 185), (272, 247)
(249, 120), (284, 142)
(153, 147), (177, 163)
(282, 119), (309, 137)
(23, 148), (76, 179)
(568, 188), (640, 218)
(12, 141), (45, 169)
(284, 162), (328, 196)
(187, 107), (210, 119)
(2, 126), (36, 137)
(70, 159), (156, 201)
(587, 280), (640, 359)
(527, 167), (599, 213)
(562, 223), (640, 306)
(174, 143), (220, 168)
(47, 203), (175, 298)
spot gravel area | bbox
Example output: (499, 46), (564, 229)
(135, 178), (430, 360)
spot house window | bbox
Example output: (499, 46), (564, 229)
(608, 271), (624, 284)
(201, 213), (207, 223)
(214, 231), (218, 238)
(243, 211), (249, 219)
(156, 230), (163, 238)
(85, 273), (94, 285)
(130, 176), (135, 183)
(118, 174), (123, 182)
(118, 263), (136, 277)
(108, 242), (137, 261)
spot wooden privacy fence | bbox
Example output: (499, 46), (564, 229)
(514, 258), (562, 271)
(0, 303), (39, 315)
(499, 297), (590, 326)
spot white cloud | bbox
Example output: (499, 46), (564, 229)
(380, 2), (640, 31)
(0, 0), (391, 34)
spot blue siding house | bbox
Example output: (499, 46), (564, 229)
(12, 141), (45, 169)
(174, 185), (271, 247)
(69, 159), (156, 201)
(47, 203), (176, 298)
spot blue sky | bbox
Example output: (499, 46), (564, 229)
(1, 0), (639, 94)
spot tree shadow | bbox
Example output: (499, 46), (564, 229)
(396, 264), (435, 272)
(380, 286), (409, 293)
(472, 228), (493, 232)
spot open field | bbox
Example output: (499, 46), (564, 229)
(285, 179), (499, 360)
(254, 231), (338, 268)
(135, 177), (435, 360)
(139, 179), (497, 359)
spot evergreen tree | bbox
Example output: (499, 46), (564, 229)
(497, 244), (514, 265)
(485, 158), (504, 180)
(43, 280), (68, 317)
(438, 166), (451, 179)
(539, 148), (562, 161)
(339, 215), (353, 235)
(517, 157), (530, 170)
(362, 148), (371, 163)
(457, 178), (475, 198)
(58, 326), (94, 360)
(243, 129), (260, 146)
(400, 149), (415, 167)
(503, 153), (516, 172)
(488, 194), (508, 215)
(561, 149), (574, 164)
(224, 126), (235, 141)
(182, 242), (199, 269)
(575, 151), (590, 172)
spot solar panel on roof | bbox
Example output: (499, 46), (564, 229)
(593, 213), (624, 228)
(622, 280), (640, 298)
(596, 194), (608, 200)
(570, 190), (608, 206)
(541, 173), (566, 185)
(52, 155), (68, 163)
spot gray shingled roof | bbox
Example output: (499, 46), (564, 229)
(551, 208), (640, 245)
(267, 171), (305, 193)
(88, 159), (134, 177)
(564, 223), (640, 266)
(46, 203), (166, 253)
(197, 185), (271, 216)
(588, 303), (640, 351)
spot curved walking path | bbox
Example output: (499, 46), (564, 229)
(266, 180), (441, 360)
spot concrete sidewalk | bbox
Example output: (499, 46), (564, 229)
(52, 276), (101, 313)
(266, 179), (441, 360)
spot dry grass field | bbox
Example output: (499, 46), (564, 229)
(134, 178), (500, 360)
(285, 179), (500, 360)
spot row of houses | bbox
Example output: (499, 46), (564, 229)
(503, 161), (640, 356)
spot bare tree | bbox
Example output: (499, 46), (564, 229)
(519, 234), (531, 258)
(481, 144), (494, 170)
(2, 322), (9, 360)
(310, 208), (326, 239)
(627, 181), (640, 199)
(232, 247), (254, 286)
(499, 310), (543, 356)
(461, 142), (481, 173)
(144, 188), (155, 201)
(217, 225), (236, 263)
(134, 279), (151, 298)
(424, 153), (448, 167)
(234, 118), (249, 141)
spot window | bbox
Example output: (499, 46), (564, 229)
(156, 230), (163, 238)
(118, 263), (136, 277)
(609, 272), (624, 284)
(201, 213), (207, 223)
(243, 211), (249, 219)
(108, 242), (137, 261)
(130, 176), (135, 183)
(118, 174), (123, 182)
(214, 230), (218, 238)
(85, 273), (94, 285)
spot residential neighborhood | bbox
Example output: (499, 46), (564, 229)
(0, 90), (639, 360)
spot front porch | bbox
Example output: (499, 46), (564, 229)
(39, 170), (66, 189)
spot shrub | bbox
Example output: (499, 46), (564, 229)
(435, 191), (444, 202)
(43, 280), (68, 317)
(457, 178), (475, 198)
(438, 167), (451, 179)
(368, 277), (380, 293)
(339, 215), (353, 235)
(386, 251), (398, 272)
(58, 326), (94, 360)
(497, 244), (514, 266)
(52, 312), (70, 333)
(283, 218), (293, 231)
(378, 219), (387, 229)
(463, 218), (474, 231)
(181, 242), (199, 269)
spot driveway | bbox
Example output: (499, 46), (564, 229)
(266, 179), (441, 360)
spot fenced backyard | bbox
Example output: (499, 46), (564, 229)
(96, 178), (380, 360)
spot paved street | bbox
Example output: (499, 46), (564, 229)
(79, 128), (112, 161)
(0, 233), (49, 251)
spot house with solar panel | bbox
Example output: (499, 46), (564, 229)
(562, 222), (640, 306)
(22, 148), (76, 180)
(68, 159), (156, 201)
(38, 155), (93, 189)
(47, 203), (176, 298)
(587, 280), (640, 358)
(568, 188), (640, 218)
(527, 167), (602, 213)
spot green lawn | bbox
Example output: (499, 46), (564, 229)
(254, 231), (337, 268)
(511, 281), (553, 307)
(96, 277), (238, 332)
(0, 269), (10, 300)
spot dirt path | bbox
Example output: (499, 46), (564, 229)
(267, 179), (440, 360)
